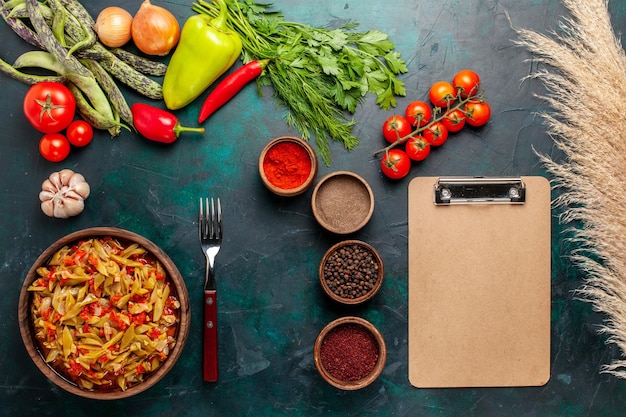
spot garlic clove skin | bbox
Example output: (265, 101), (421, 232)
(40, 198), (56, 218)
(39, 169), (90, 218)
(68, 175), (90, 199)
(54, 196), (85, 218)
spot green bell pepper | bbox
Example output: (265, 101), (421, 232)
(162, 0), (242, 110)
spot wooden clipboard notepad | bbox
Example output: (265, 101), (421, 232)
(408, 176), (551, 388)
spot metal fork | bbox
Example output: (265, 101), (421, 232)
(199, 197), (222, 382)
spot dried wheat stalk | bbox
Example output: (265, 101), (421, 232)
(513, 0), (626, 378)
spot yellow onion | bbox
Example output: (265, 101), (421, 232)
(131, 0), (180, 56)
(93, 6), (133, 48)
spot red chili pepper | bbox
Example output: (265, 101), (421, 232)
(67, 359), (83, 378)
(79, 307), (90, 321)
(132, 312), (147, 326)
(198, 59), (269, 123)
(131, 103), (205, 144)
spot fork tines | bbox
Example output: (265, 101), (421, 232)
(199, 197), (222, 240)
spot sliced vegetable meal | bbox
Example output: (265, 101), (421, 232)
(27, 237), (181, 392)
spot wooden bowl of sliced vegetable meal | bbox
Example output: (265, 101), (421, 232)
(18, 227), (190, 400)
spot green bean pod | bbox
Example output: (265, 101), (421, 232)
(12, 49), (66, 72)
(6, 0), (165, 96)
(49, 0), (95, 55)
(70, 73), (117, 121)
(111, 48), (168, 77)
(56, 0), (94, 27)
(5, 1), (38, 18)
(25, 0), (90, 76)
(98, 58), (164, 100)
(82, 59), (133, 126)
(66, 18), (96, 56)
(0, 56), (65, 84)
(0, 0), (44, 49)
(51, 6), (66, 46)
(67, 82), (123, 136)
(1, 0), (24, 11)
(74, 47), (109, 61)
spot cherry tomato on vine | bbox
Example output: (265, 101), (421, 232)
(429, 81), (456, 108)
(405, 136), (431, 161)
(441, 109), (466, 133)
(452, 69), (480, 98)
(464, 99), (491, 127)
(405, 100), (432, 127)
(24, 82), (76, 133)
(423, 121), (449, 147)
(66, 120), (93, 147)
(382, 115), (412, 144)
(39, 133), (71, 162)
(381, 149), (411, 180)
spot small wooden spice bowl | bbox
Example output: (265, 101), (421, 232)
(259, 136), (318, 197)
(18, 227), (190, 400)
(311, 171), (374, 234)
(314, 316), (386, 390)
(319, 240), (384, 305)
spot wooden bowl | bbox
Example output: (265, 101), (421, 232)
(311, 171), (374, 234)
(18, 227), (190, 400)
(314, 316), (386, 390)
(259, 136), (318, 197)
(319, 240), (384, 305)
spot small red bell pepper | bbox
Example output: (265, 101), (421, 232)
(198, 59), (269, 123)
(131, 103), (205, 144)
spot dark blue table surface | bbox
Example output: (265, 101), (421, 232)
(2, 0), (625, 415)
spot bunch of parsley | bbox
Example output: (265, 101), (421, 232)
(192, 0), (407, 165)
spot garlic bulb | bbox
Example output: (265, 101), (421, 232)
(39, 169), (91, 219)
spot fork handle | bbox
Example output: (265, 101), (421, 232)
(203, 289), (218, 382)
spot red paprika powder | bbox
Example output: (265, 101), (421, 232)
(262, 141), (312, 189)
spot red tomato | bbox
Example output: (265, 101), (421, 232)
(405, 136), (431, 161)
(405, 100), (432, 127)
(441, 109), (466, 133)
(428, 81), (456, 108)
(39, 133), (71, 162)
(452, 69), (480, 98)
(24, 82), (76, 133)
(464, 100), (491, 127)
(380, 149), (411, 180)
(422, 121), (449, 146)
(382, 115), (412, 144)
(66, 120), (93, 147)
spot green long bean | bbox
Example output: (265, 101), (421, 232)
(82, 59), (133, 126)
(25, 0), (90, 76)
(68, 82), (124, 136)
(1, 0), (170, 136)
(0, 56), (65, 84)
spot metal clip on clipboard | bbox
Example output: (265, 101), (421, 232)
(433, 177), (526, 205)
